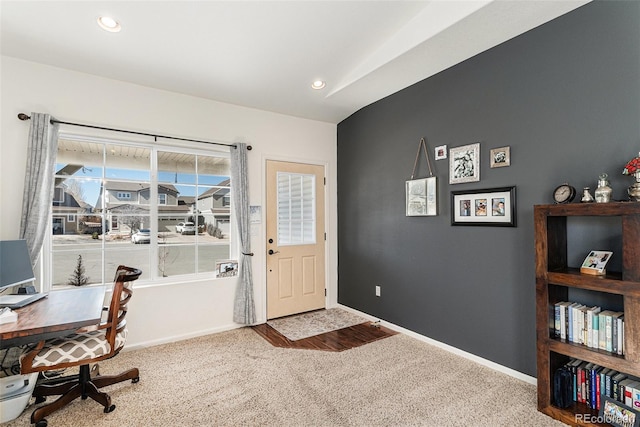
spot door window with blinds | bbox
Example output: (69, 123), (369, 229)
(277, 172), (316, 245)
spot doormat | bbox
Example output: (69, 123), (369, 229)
(267, 308), (367, 341)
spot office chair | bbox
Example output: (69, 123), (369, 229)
(20, 265), (142, 427)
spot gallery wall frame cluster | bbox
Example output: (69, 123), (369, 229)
(405, 137), (516, 226)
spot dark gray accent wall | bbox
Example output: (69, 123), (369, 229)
(337, 1), (640, 376)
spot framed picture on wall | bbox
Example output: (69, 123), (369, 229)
(451, 186), (516, 226)
(435, 145), (447, 160)
(406, 177), (437, 216)
(449, 143), (480, 184)
(490, 146), (511, 168)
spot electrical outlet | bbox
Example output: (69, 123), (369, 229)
(375, 285), (381, 297)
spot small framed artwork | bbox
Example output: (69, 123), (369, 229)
(580, 250), (613, 276)
(215, 260), (238, 278)
(406, 177), (437, 216)
(451, 186), (516, 226)
(449, 143), (480, 184)
(435, 145), (447, 160)
(490, 146), (510, 168)
(598, 395), (640, 427)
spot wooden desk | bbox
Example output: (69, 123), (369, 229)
(0, 286), (105, 348)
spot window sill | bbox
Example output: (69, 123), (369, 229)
(51, 273), (236, 292)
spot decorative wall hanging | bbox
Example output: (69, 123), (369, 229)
(490, 146), (510, 168)
(450, 186), (516, 226)
(449, 143), (480, 184)
(406, 137), (437, 216)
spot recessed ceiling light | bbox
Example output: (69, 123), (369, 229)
(311, 80), (326, 90)
(97, 16), (121, 33)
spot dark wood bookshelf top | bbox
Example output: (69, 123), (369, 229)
(535, 202), (640, 216)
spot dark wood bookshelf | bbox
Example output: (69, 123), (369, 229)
(535, 203), (640, 426)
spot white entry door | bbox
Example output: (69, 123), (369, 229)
(266, 160), (325, 319)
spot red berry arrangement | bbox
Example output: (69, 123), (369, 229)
(623, 156), (640, 175)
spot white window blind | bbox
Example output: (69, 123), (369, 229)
(277, 172), (315, 245)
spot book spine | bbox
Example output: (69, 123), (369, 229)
(598, 313), (606, 350)
(625, 385), (634, 407)
(618, 317), (624, 356)
(564, 305), (570, 341)
(606, 314), (613, 352)
(633, 387), (640, 410)
(596, 373), (601, 409)
(554, 303), (561, 338)
(581, 308), (587, 345)
(592, 313), (599, 349)
(613, 316), (618, 354)
(591, 368), (597, 409)
(587, 310), (593, 348)
(569, 305), (574, 343)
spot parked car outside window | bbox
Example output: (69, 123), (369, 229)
(131, 229), (151, 244)
(176, 222), (196, 235)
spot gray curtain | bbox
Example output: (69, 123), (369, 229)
(19, 113), (59, 267)
(230, 142), (255, 324)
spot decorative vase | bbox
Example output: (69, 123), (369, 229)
(629, 172), (640, 202)
(594, 173), (612, 203)
(581, 187), (594, 203)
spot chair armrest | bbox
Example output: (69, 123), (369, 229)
(20, 341), (45, 374)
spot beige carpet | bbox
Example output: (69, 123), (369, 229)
(266, 308), (367, 341)
(4, 328), (565, 426)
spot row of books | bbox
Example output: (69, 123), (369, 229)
(561, 358), (640, 411)
(554, 301), (624, 355)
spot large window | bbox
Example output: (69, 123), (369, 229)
(48, 135), (232, 288)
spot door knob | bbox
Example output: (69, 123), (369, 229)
(268, 249), (280, 255)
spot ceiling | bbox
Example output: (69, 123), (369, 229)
(1, 1), (589, 124)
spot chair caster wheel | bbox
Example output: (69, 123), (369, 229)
(104, 404), (116, 413)
(34, 396), (46, 404)
(132, 377), (140, 384)
(35, 419), (48, 427)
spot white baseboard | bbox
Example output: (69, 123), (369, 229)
(336, 304), (537, 386)
(124, 323), (242, 352)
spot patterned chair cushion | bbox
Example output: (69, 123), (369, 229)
(24, 329), (127, 369)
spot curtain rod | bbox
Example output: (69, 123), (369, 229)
(17, 113), (251, 150)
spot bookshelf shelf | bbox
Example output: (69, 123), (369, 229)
(535, 202), (640, 426)
(547, 270), (640, 297)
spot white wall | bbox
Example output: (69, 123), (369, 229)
(0, 56), (337, 348)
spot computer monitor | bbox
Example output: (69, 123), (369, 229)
(0, 240), (47, 308)
(0, 240), (35, 291)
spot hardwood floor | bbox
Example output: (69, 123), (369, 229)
(252, 322), (397, 352)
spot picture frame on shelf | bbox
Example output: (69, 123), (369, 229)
(406, 177), (437, 216)
(435, 145), (447, 160)
(215, 260), (238, 278)
(490, 146), (510, 168)
(449, 143), (480, 184)
(580, 250), (613, 276)
(598, 396), (640, 427)
(451, 186), (516, 226)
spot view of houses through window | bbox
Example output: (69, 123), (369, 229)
(50, 136), (231, 287)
